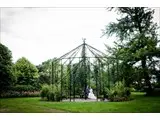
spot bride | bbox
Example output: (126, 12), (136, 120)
(88, 88), (97, 99)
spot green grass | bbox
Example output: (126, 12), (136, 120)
(0, 92), (160, 113)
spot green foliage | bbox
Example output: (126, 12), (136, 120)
(47, 91), (55, 101)
(104, 7), (158, 41)
(40, 84), (50, 99)
(37, 58), (62, 85)
(106, 81), (131, 102)
(40, 84), (61, 101)
(14, 57), (39, 86)
(103, 7), (160, 95)
(38, 72), (50, 85)
(90, 80), (96, 90)
(36, 59), (52, 85)
(11, 85), (38, 92)
(130, 87), (136, 92)
(53, 84), (61, 101)
(0, 43), (14, 94)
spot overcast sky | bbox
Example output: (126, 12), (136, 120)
(0, 7), (160, 65)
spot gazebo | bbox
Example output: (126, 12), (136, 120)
(51, 39), (110, 101)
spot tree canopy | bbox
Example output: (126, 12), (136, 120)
(14, 57), (39, 86)
(103, 7), (160, 95)
(0, 43), (14, 94)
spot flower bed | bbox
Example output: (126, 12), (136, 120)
(0, 91), (40, 98)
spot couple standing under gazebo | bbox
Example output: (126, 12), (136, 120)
(85, 86), (97, 99)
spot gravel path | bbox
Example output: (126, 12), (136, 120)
(62, 98), (109, 102)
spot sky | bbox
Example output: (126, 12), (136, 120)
(0, 7), (160, 65)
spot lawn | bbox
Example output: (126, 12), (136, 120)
(0, 92), (160, 113)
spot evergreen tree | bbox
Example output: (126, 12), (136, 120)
(0, 43), (14, 95)
(103, 7), (160, 95)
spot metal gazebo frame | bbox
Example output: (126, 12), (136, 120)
(51, 39), (111, 101)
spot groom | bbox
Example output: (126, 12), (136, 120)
(84, 86), (90, 99)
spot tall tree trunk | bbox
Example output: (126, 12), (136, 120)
(141, 57), (153, 95)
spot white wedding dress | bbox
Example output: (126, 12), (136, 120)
(88, 88), (97, 99)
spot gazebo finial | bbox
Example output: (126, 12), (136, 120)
(82, 38), (86, 44)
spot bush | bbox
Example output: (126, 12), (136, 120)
(40, 84), (50, 99)
(40, 84), (61, 101)
(106, 81), (131, 102)
(11, 85), (38, 92)
(130, 87), (136, 92)
(47, 91), (55, 101)
(53, 84), (61, 101)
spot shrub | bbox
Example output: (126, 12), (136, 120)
(130, 87), (136, 92)
(40, 84), (50, 99)
(53, 84), (61, 101)
(40, 84), (61, 101)
(11, 85), (37, 92)
(47, 91), (55, 101)
(106, 81), (131, 102)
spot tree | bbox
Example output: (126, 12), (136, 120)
(0, 43), (14, 94)
(14, 57), (39, 86)
(36, 58), (60, 85)
(103, 7), (160, 95)
(36, 59), (52, 85)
